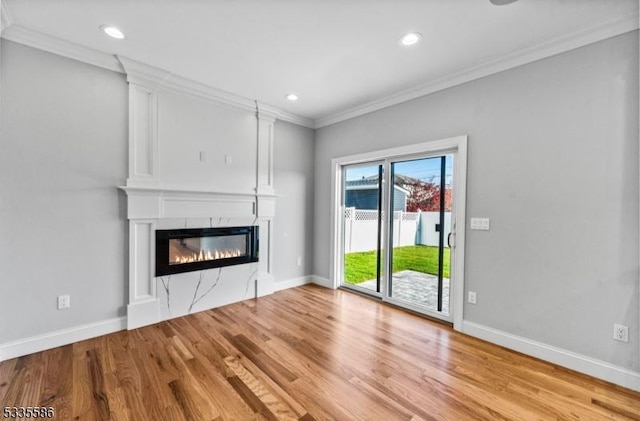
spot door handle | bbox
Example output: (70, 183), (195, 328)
(447, 232), (453, 248)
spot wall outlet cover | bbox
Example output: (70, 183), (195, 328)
(57, 295), (70, 309)
(613, 324), (629, 342)
(468, 291), (477, 304)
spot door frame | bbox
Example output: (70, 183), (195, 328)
(330, 135), (468, 331)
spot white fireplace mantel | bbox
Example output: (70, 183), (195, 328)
(119, 186), (278, 220)
(120, 185), (276, 329)
(119, 58), (278, 330)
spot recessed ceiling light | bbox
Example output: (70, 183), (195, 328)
(285, 93), (299, 101)
(489, 0), (518, 5)
(400, 32), (422, 46)
(100, 25), (125, 39)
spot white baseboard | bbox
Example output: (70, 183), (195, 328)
(310, 275), (334, 289)
(274, 276), (313, 291)
(0, 317), (126, 362)
(462, 321), (640, 392)
(127, 299), (160, 330)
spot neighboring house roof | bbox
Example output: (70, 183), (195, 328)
(345, 177), (410, 195)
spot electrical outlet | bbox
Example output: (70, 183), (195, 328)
(613, 324), (628, 342)
(468, 291), (477, 304)
(57, 295), (70, 310)
(297, 256), (302, 266)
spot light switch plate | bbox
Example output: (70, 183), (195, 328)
(470, 217), (490, 230)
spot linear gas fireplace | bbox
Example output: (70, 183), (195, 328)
(156, 226), (259, 276)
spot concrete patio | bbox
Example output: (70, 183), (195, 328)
(356, 270), (450, 314)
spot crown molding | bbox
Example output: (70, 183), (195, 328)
(117, 55), (273, 118)
(0, 24), (314, 128)
(1, 24), (123, 72)
(277, 110), (315, 128)
(117, 56), (172, 88)
(117, 55), (315, 128)
(1, 0), (13, 34)
(315, 10), (640, 128)
(2, 9), (635, 131)
(256, 102), (315, 128)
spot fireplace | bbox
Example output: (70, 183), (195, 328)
(155, 226), (259, 276)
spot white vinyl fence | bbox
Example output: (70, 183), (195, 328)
(417, 211), (452, 247)
(344, 208), (452, 253)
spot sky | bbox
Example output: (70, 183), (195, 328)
(345, 155), (454, 185)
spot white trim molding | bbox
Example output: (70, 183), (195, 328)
(256, 112), (276, 196)
(1, 24), (122, 72)
(274, 276), (313, 292)
(117, 55), (314, 128)
(0, 317), (126, 362)
(1, 0), (13, 34)
(462, 321), (640, 392)
(127, 83), (159, 187)
(315, 11), (640, 128)
(2, 13), (637, 130)
(311, 275), (334, 289)
(0, 26), (313, 127)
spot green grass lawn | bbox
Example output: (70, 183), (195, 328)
(344, 245), (450, 285)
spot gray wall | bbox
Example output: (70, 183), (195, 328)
(157, 89), (257, 192)
(314, 32), (639, 371)
(273, 120), (315, 283)
(0, 40), (128, 342)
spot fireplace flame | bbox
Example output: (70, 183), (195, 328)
(173, 248), (243, 264)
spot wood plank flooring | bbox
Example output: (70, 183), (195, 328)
(1, 284), (639, 420)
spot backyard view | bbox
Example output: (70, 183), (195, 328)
(342, 155), (454, 314)
(344, 245), (450, 285)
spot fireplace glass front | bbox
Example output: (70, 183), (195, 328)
(170, 234), (247, 265)
(156, 226), (258, 276)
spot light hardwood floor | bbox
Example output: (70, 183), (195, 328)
(1, 284), (639, 420)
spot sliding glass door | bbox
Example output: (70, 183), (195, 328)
(388, 155), (453, 317)
(341, 162), (385, 296)
(339, 152), (457, 322)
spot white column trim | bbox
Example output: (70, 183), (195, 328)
(127, 83), (159, 187)
(256, 110), (276, 196)
(129, 220), (155, 301)
(127, 219), (159, 329)
(256, 196), (276, 297)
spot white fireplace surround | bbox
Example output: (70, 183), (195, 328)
(120, 187), (276, 329)
(118, 56), (277, 329)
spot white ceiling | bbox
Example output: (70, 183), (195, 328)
(2, 0), (638, 127)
